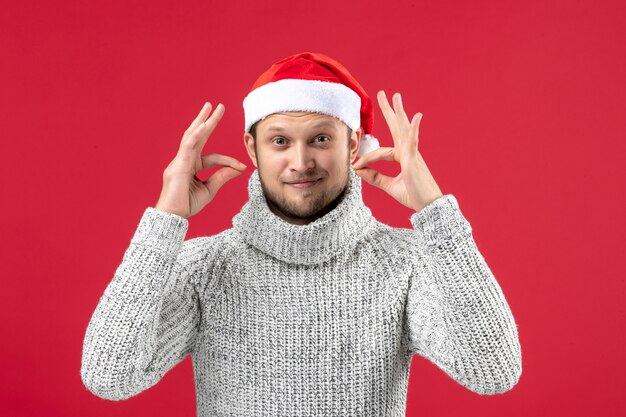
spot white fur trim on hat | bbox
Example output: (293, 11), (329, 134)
(243, 79), (361, 132)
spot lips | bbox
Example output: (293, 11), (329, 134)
(286, 178), (321, 188)
(287, 179), (319, 184)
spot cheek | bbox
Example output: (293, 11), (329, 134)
(326, 155), (349, 172)
(258, 152), (281, 169)
(316, 151), (341, 166)
(259, 157), (287, 185)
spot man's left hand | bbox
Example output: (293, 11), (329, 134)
(352, 90), (443, 212)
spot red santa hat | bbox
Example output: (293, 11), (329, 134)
(243, 51), (380, 157)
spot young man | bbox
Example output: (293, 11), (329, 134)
(81, 52), (522, 416)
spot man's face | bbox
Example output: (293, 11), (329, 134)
(243, 112), (361, 225)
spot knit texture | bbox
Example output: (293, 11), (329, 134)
(81, 167), (522, 416)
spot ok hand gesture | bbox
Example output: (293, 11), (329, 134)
(155, 102), (247, 219)
(352, 91), (443, 212)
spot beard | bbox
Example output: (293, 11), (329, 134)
(258, 166), (351, 222)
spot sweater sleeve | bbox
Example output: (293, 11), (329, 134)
(404, 194), (522, 395)
(81, 207), (202, 401)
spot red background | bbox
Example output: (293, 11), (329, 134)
(1, 0), (625, 416)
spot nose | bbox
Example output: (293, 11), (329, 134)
(289, 141), (315, 173)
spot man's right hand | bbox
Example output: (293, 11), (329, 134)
(155, 102), (247, 219)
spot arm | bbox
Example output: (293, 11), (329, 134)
(404, 194), (522, 395)
(81, 207), (202, 401)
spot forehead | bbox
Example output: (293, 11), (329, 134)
(258, 112), (343, 131)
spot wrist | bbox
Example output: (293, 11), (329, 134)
(132, 207), (189, 254)
(155, 202), (188, 219)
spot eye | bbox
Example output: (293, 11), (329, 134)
(315, 135), (330, 143)
(272, 137), (286, 145)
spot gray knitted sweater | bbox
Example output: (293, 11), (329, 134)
(81, 167), (522, 416)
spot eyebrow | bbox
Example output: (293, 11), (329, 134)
(264, 121), (338, 133)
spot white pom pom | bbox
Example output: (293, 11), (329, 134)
(357, 134), (380, 157)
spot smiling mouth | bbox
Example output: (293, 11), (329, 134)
(286, 178), (321, 188)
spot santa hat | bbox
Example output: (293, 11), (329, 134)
(243, 51), (380, 157)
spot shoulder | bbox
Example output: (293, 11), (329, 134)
(363, 219), (428, 266)
(180, 228), (238, 262)
(178, 228), (242, 282)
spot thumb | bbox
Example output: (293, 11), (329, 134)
(355, 167), (389, 191)
(204, 166), (244, 198)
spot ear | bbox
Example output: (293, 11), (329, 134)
(349, 127), (362, 163)
(243, 132), (258, 168)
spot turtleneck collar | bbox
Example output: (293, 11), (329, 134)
(232, 166), (377, 266)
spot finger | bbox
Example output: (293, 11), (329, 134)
(355, 167), (393, 192)
(186, 103), (226, 150)
(377, 90), (399, 137)
(185, 102), (212, 136)
(409, 112), (423, 145)
(352, 146), (395, 169)
(204, 166), (244, 198)
(393, 93), (410, 126)
(200, 153), (247, 172)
